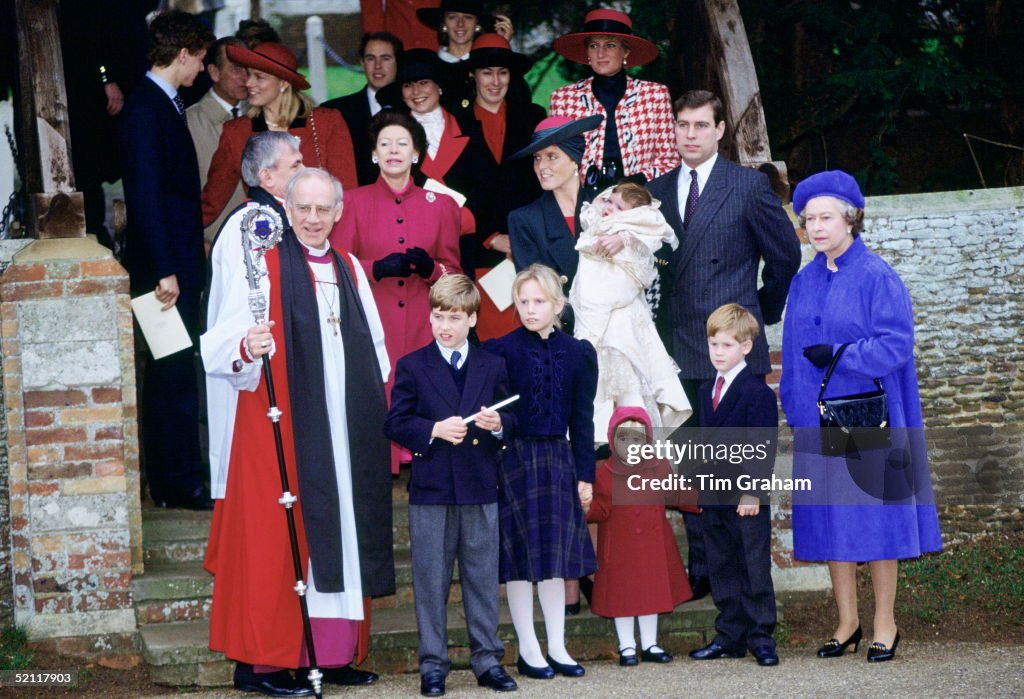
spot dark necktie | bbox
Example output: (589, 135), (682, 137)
(173, 94), (186, 122)
(450, 350), (461, 370)
(231, 105), (239, 118)
(712, 375), (725, 411)
(684, 168), (699, 227)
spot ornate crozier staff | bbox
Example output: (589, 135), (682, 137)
(240, 205), (324, 699)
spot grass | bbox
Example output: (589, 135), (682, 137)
(899, 530), (1024, 624)
(0, 626), (33, 671)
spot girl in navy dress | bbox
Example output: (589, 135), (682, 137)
(483, 263), (598, 679)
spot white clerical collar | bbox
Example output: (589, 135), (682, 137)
(436, 340), (468, 369)
(367, 85), (382, 116)
(300, 239), (330, 257)
(716, 358), (746, 400)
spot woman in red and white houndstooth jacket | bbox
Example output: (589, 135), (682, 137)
(549, 8), (679, 195)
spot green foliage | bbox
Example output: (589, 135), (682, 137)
(899, 532), (1024, 625)
(0, 626), (33, 671)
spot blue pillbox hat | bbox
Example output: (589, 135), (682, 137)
(792, 170), (865, 215)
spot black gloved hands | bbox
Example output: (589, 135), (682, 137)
(802, 344), (835, 368)
(406, 246), (435, 279)
(373, 252), (412, 281)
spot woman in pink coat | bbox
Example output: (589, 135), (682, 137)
(549, 9), (679, 196)
(331, 110), (461, 472)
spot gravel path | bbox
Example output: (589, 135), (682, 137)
(135, 642), (1024, 698)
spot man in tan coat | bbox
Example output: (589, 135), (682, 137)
(186, 36), (249, 244)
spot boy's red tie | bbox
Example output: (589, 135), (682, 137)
(712, 375), (725, 411)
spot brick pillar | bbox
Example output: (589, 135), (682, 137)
(0, 237), (141, 658)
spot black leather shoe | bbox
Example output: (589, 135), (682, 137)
(688, 575), (711, 601)
(866, 631), (900, 663)
(321, 665), (379, 685)
(689, 642), (746, 660)
(476, 666), (518, 692)
(420, 670), (446, 697)
(618, 647), (638, 667)
(817, 626), (862, 658)
(515, 656), (554, 680)
(641, 645), (673, 663)
(545, 655), (585, 677)
(579, 576), (594, 605)
(564, 601), (581, 616)
(752, 645), (780, 666)
(234, 665), (313, 698)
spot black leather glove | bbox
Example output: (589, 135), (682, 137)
(373, 252), (412, 281)
(802, 344), (835, 368)
(406, 246), (435, 279)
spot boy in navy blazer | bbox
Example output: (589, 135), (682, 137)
(688, 304), (780, 667)
(384, 274), (518, 696)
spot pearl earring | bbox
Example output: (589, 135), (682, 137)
(412, 156), (419, 164)
(372, 156), (379, 164)
(623, 58), (628, 66)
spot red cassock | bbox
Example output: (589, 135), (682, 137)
(330, 177), (461, 471)
(205, 250), (349, 668)
(201, 108), (358, 228)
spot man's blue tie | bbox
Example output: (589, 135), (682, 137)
(450, 350), (461, 370)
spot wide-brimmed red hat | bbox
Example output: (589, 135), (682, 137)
(466, 34), (533, 75)
(552, 9), (659, 67)
(226, 41), (311, 91)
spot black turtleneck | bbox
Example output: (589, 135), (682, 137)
(592, 71), (627, 159)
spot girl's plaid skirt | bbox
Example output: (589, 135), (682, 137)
(498, 436), (597, 583)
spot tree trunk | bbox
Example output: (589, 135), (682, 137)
(13, 0), (84, 238)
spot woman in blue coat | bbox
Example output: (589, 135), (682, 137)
(780, 171), (942, 663)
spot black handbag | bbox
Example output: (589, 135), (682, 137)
(817, 343), (891, 456)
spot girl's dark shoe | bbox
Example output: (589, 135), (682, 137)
(618, 647), (638, 667)
(640, 645), (673, 663)
(545, 655), (585, 677)
(515, 656), (554, 680)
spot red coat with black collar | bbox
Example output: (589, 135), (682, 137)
(549, 76), (680, 182)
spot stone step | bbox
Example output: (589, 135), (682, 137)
(142, 506), (213, 565)
(133, 561), (213, 625)
(139, 620), (233, 687)
(141, 596), (725, 686)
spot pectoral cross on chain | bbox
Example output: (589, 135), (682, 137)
(326, 313), (340, 335)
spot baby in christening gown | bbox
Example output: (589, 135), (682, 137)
(569, 182), (691, 443)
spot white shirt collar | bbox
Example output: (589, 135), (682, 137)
(682, 152), (718, 196)
(715, 358), (746, 401)
(438, 48), (469, 64)
(210, 89), (244, 116)
(366, 85), (382, 116)
(146, 71), (179, 105)
(436, 340), (469, 369)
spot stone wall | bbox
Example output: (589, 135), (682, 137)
(0, 237), (141, 657)
(865, 187), (1024, 537)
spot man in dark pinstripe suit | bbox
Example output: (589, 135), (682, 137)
(648, 89), (800, 598)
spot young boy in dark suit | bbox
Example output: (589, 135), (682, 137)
(384, 274), (518, 697)
(688, 303), (780, 667)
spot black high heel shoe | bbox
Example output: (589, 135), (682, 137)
(866, 631), (900, 663)
(816, 626), (862, 658)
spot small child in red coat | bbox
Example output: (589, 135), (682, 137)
(587, 405), (700, 665)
